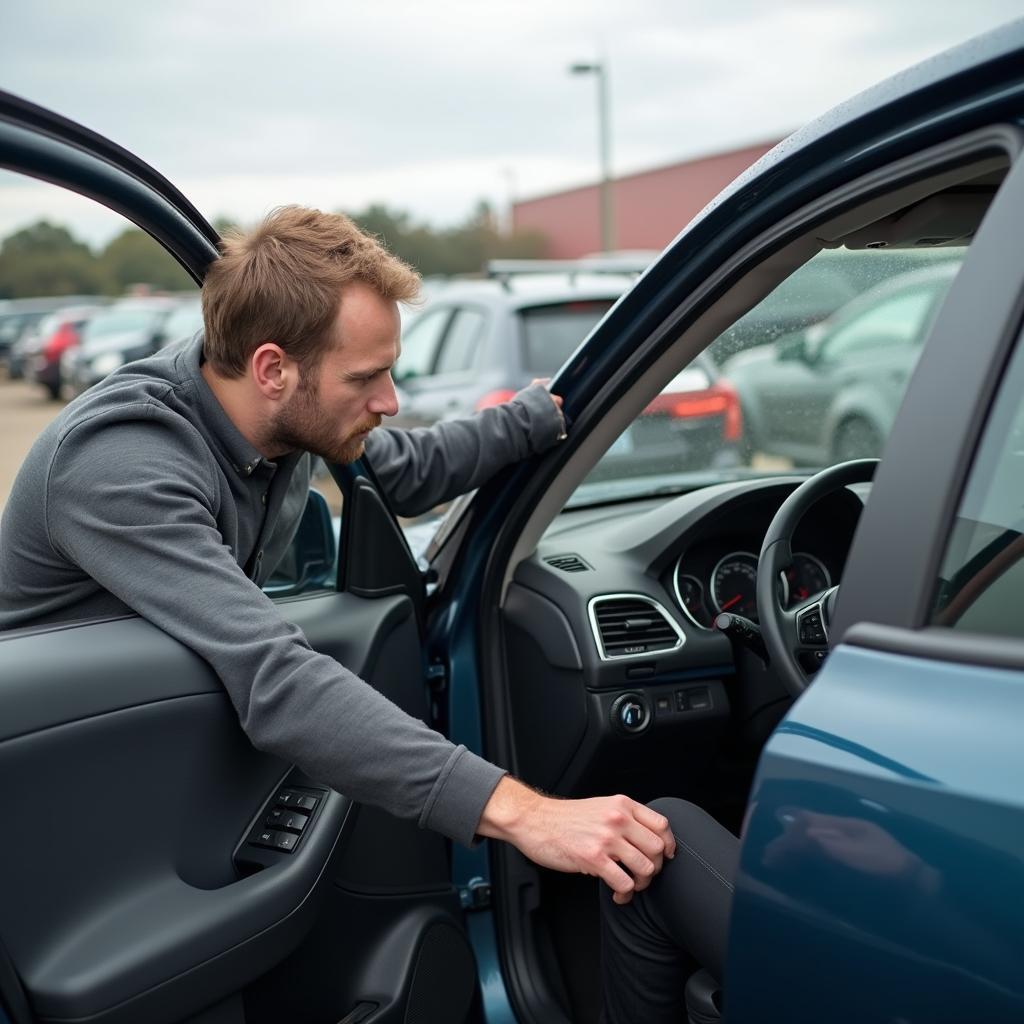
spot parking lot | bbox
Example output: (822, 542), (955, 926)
(0, 378), (61, 507)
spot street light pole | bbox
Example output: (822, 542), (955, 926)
(570, 60), (615, 252)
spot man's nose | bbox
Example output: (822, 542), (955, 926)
(367, 373), (400, 418)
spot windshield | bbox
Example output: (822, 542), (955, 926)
(83, 308), (164, 340)
(569, 247), (965, 508)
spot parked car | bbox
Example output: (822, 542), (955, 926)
(61, 296), (180, 395)
(394, 265), (744, 477)
(2, 19), (1024, 1024)
(0, 295), (106, 377)
(156, 295), (203, 349)
(725, 262), (959, 464)
(709, 247), (961, 365)
(25, 304), (105, 399)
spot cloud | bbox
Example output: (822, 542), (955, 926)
(1, 0), (1020, 241)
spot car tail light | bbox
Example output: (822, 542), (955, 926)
(475, 388), (518, 410)
(42, 322), (80, 362)
(644, 381), (742, 441)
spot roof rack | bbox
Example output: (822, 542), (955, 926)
(485, 255), (655, 290)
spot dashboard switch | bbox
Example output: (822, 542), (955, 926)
(611, 692), (651, 734)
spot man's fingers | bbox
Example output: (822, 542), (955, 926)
(596, 858), (636, 900)
(632, 804), (676, 859)
(614, 842), (659, 893)
(623, 819), (669, 868)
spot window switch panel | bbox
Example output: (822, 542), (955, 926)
(265, 809), (309, 833)
(276, 789), (318, 814)
(249, 827), (298, 852)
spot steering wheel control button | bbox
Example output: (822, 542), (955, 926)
(249, 827), (298, 852)
(611, 693), (651, 734)
(798, 607), (827, 645)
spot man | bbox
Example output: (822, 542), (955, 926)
(0, 206), (674, 906)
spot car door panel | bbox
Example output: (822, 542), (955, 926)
(0, 590), (426, 1024)
(727, 643), (1024, 1023)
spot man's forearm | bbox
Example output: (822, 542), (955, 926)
(366, 384), (565, 517)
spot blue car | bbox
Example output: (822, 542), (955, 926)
(2, 17), (1024, 1024)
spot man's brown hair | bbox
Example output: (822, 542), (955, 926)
(202, 206), (421, 378)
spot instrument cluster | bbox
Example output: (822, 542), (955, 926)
(673, 547), (832, 628)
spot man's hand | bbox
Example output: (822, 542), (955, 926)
(528, 377), (564, 412)
(477, 777), (675, 904)
(527, 377), (566, 439)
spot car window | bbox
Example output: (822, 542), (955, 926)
(930, 334), (1024, 639)
(820, 287), (936, 360)
(569, 248), (964, 507)
(395, 307), (451, 381)
(434, 308), (485, 375)
(520, 300), (615, 376)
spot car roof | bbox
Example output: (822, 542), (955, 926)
(418, 276), (633, 313)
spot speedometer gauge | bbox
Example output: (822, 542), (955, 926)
(711, 551), (760, 621)
(783, 553), (831, 608)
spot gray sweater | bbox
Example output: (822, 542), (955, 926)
(0, 336), (565, 847)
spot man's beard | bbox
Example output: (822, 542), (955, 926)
(268, 378), (380, 465)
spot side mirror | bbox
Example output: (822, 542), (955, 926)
(262, 488), (338, 596)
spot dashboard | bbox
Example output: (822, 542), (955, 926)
(501, 476), (866, 797)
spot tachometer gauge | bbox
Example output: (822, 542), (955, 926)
(711, 551), (760, 622)
(675, 572), (712, 628)
(783, 553), (831, 608)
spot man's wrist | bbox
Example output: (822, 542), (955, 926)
(477, 775), (542, 844)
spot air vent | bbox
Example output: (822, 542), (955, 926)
(589, 595), (684, 660)
(544, 553), (592, 573)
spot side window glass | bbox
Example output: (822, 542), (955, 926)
(931, 335), (1024, 638)
(434, 309), (485, 375)
(263, 474), (341, 598)
(821, 288), (935, 360)
(394, 308), (450, 382)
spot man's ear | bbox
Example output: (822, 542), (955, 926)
(251, 343), (295, 400)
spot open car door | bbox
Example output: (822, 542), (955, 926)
(0, 93), (477, 1024)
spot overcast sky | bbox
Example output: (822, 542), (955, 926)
(1, 1), (1021, 246)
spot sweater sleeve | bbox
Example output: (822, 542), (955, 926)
(45, 408), (505, 847)
(365, 383), (566, 517)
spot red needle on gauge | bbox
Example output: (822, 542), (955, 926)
(721, 595), (742, 611)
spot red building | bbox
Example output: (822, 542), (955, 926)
(512, 139), (783, 258)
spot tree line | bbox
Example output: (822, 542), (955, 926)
(0, 202), (547, 300)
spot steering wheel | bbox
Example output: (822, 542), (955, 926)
(757, 459), (878, 697)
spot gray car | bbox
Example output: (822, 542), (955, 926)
(724, 262), (959, 464)
(394, 264), (744, 477)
